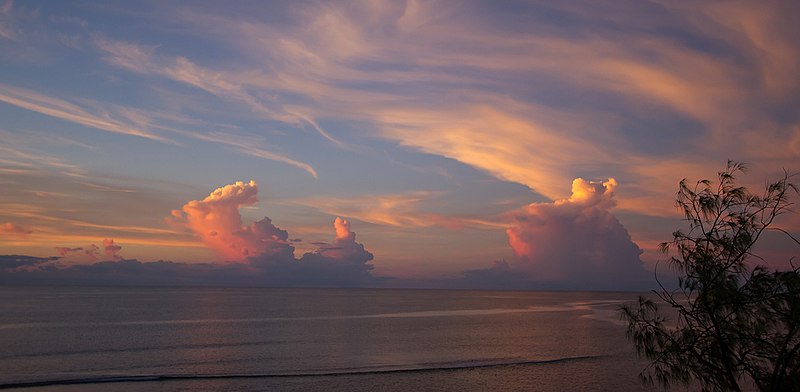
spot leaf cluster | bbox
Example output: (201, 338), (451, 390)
(621, 162), (800, 391)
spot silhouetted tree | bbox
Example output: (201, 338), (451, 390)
(621, 161), (800, 391)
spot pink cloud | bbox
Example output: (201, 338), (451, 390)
(171, 180), (377, 270)
(0, 221), (32, 236)
(505, 178), (647, 285)
(103, 238), (123, 261)
(84, 244), (100, 260)
(170, 180), (295, 261)
(167, 180), (377, 285)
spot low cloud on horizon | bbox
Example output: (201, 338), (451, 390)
(1, 181), (382, 288)
(0, 179), (658, 291)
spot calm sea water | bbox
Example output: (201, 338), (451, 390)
(0, 287), (649, 391)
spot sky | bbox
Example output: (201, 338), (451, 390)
(1, 0), (799, 290)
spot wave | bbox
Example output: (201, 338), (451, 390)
(0, 355), (604, 389)
(0, 305), (577, 330)
(0, 300), (635, 331)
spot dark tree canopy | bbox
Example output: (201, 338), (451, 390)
(621, 161), (800, 391)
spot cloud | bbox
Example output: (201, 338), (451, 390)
(0, 221), (32, 236)
(0, 255), (226, 285)
(169, 180), (295, 261)
(55, 246), (82, 256)
(165, 180), (377, 286)
(378, 104), (612, 203)
(455, 260), (531, 290)
(0, 83), (168, 142)
(103, 238), (122, 261)
(0, 254), (382, 288)
(299, 217), (374, 267)
(0, 0), (21, 41)
(4, 1), (799, 284)
(288, 191), (471, 229)
(0, 83), (318, 177)
(244, 217), (376, 287)
(153, 0), (799, 219)
(198, 134), (318, 178)
(0, 254), (59, 273)
(94, 35), (349, 150)
(0, 218), (378, 287)
(501, 178), (649, 289)
(54, 238), (125, 262)
(2, 187), (655, 289)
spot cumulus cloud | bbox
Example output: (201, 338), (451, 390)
(500, 178), (648, 289)
(310, 217), (374, 264)
(169, 180), (294, 261)
(164, 180), (377, 286)
(0, 221), (32, 236)
(254, 217), (377, 286)
(0, 217), (377, 287)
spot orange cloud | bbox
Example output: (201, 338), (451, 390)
(378, 104), (612, 202)
(287, 191), (479, 229)
(334, 217), (352, 241)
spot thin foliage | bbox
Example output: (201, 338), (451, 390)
(621, 161), (800, 391)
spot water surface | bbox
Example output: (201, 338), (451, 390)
(0, 287), (648, 391)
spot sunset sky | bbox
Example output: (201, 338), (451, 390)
(1, 0), (798, 289)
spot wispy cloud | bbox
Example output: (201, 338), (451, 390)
(0, 84), (318, 177)
(2, 0), (799, 282)
(94, 35), (349, 150)
(188, 131), (319, 178)
(0, 141), (87, 177)
(287, 191), (504, 230)
(0, 83), (168, 142)
(138, 0), (799, 215)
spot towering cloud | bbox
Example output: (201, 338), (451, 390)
(312, 217), (374, 265)
(274, 217), (376, 284)
(166, 180), (377, 286)
(505, 178), (648, 288)
(170, 180), (294, 261)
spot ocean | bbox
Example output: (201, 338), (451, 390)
(0, 287), (649, 391)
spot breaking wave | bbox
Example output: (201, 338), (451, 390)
(0, 355), (604, 389)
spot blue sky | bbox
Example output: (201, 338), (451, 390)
(1, 0), (798, 289)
